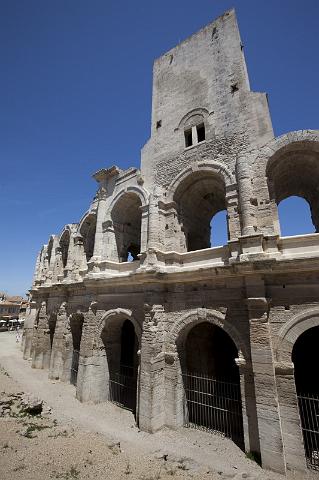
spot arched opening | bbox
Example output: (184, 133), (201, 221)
(69, 314), (84, 386)
(47, 237), (54, 268)
(292, 326), (319, 469)
(111, 193), (142, 262)
(267, 142), (319, 236)
(60, 230), (70, 268)
(178, 322), (244, 448)
(80, 214), (97, 261)
(210, 210), (228, 247)
(174, 171), (228, 251)
(101, 317), (139, 413)
(278, 196), (314, 236)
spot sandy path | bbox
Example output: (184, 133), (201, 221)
(0, 332), (287, 479)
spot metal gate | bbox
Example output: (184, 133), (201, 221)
(70, 349), (80, 386)
(182, 371), (244, 448)
(109, 364), (137, 413)
(298, 393), (319, 470)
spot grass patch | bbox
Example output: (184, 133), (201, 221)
(245, 450), (261, 465)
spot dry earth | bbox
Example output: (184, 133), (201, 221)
(0, 332), (314, 480)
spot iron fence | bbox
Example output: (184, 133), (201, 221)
(182, 371), (244, 448)
(109, 364), (137, 413)
(70, 349), (80, 386)
(297, 393), (319, 470)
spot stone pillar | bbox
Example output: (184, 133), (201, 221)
(53, 246), (64, 283)
(32, 301), (51, 370)
(22, 301), (37, 360)
(138, 303), (166, 432)
(236, 155), (257, 236)
(140, 204), (149, 253)
(49, 302), (68, 380)
(235, 356), (260, 456)
(73, 234), (88, 279)
(275, 362), (307, 473)
(92, 187), (107, 260)
(76, 304), (101, 402)
(104, 220), (119, 261)
(247, 292), (286, 473)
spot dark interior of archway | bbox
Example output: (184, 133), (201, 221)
(267, 149), (319, 234)
(185, 322), (239, 380)
(174, 172), (227, 251)
(80, 216), (97, 261)
(48, 318), (56, 349)
(70, 315), (84, 351)
(292, 326), (319, 395)
(60, 232), (70, 268)
(120, 319), (138, 373)
(183, 322), (244, 448)
(111, 193), (142, 262)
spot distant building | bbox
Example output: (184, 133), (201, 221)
(0, 293), (25, 322)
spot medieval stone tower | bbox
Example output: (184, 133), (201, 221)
(23, 9), (319, 475)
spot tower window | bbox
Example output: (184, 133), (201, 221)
(184, 129), (193, 147)
(197, 123), (205, 142)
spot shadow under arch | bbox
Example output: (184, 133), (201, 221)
(168, 309), (246, 449)
(99, 309), (141, 414)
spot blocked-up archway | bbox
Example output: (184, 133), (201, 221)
(266, 141), (319, 236)
(173, 171), (229, 251)
(111, 193), (142, 262)
(177, 321), (244, 448)
(292, 326), (319, 470)
(100, 314), (139, 413)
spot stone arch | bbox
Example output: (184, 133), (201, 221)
(164, 162), (238, 250)
(107, 185), (149, 215)
(263, 131), (319, 235)
(177, 107), (210, 130)
(167, 161), (235, 203)
(78, 212), (97, 261)
(59, 225), (73, 268)
(275, 308), (319, 363)
(109, 191), (146, 262)
(99, 308), (142, 340)
(168, 308), (246, 361)
(94, 308), (141, 413)
(165, 308), (246, 448)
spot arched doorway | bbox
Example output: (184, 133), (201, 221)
(101, 318), (139, 413)
(292, 326), (319, 470)
(179, 322), (244, 448)
(69, 314), (84, 386)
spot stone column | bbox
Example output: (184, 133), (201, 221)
(247, 293), (286, 473)
(92, 187), (108, 260)
(138, 303), (166, 432)
(49, 302), (68, 380)
(235, 356), (260, 456)
(73, 234), (88, 279)
(275, 362), (307, 473)
(22, 301), (37, 360)
(32, 301), (51, 370)
(236, 155), (257, 236)
(76, 304), (101, 402)
(53, 246), (64, 283)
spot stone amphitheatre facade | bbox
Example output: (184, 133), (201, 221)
(22, 9), (319, 475)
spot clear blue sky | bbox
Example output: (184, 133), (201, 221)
(1, 0), (318, 296)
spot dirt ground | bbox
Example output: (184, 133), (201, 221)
(0, 332), (313, 480)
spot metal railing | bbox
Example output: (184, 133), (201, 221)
(298, 393), (319, 470)
(70, 349), (80, 386)
(182, 371), (244, 449)
(109, 364), (137, 413)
